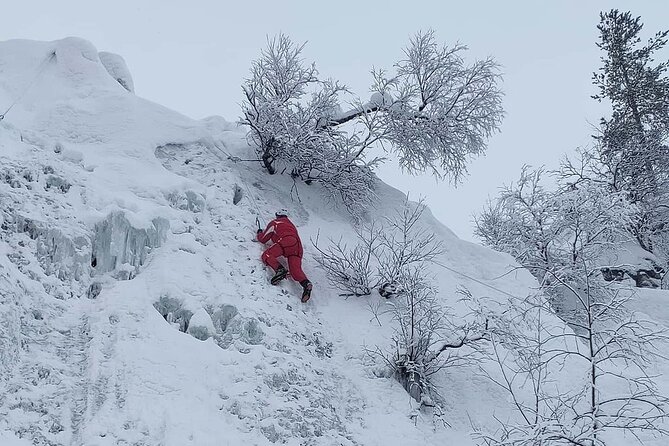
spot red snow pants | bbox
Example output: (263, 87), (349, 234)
(260, 236), (307, 283)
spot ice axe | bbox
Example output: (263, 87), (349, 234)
(254, 217), (263, 242)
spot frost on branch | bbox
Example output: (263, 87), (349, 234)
(314, 197), (486, 407)
(368, 30), (504, 182)
(313, 197), (442, 297)
(241, 31), (503, 215)
(240, 34), (379, 214)
(475, 166), (635, 288)
(475, 266), (669, 446)
(474, 163), (669, 444)
(380, 272), (486, 406)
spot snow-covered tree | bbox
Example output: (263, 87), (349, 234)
(240, 34), (380, 214)
(348, 30), (504, 181)
(384, 269), (486, 406)
(476, 265), (669, 446)
(475, 162), (668, 444)
(313, 197), (443, 297)
(314, 197), (486, 406)
(564, 141), (669, 280)
(591, 9), (669, 253)
(475, 166), (635, 289)
(312, 222), (381, 297)
(475, 166), (557, 280)
(241, 31), (503, 214)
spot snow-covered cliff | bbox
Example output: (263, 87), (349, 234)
(1, 37), (667, 446)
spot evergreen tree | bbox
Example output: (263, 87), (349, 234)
(592, 9), (669, 252)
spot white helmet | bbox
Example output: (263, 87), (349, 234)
(275, 209), (288, 218)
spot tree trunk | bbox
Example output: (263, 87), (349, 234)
(262, 138), (277, 174)
(396, 361), (422, 403)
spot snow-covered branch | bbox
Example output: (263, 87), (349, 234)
(240, 30), (504, 215)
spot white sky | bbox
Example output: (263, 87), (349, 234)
(2, 0), (668, 241)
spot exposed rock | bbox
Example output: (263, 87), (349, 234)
(601, 262), (665, 288)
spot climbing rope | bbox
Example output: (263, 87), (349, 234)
(211, 139), (262, 164)
(0, 51), (56, 121)
(208, 140), (264, 227)
(238, 174), (262, 213)
(432, 259), (523, 300)
(208, 137), (522, 293)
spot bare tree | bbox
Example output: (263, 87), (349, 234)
(241, 31), (503, 214)
(476, 264), (669, 446)
(475, 166), (636, 291)
(385, 271), (487, 403)
(473, 287), (572, 446)
(474, 166), (557, 280)
(368, 30), (504, 182)
(363, 269), (488, 411)
(311, 222), (381, 297)
(314, 197), (486, 406)
(313, 197), (443, 297)
(475, 160), (668, 444)
(374, 196), (444, 286)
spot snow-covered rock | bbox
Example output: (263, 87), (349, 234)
(599, 240), (666, 287)
(187, 308), (216, 340)
(98, 51), (135, 93)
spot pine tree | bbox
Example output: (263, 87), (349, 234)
(592, 10), (669, 253)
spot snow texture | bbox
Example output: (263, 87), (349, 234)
(187, 308), (216, 340)
(98, 51), (135, 93)
(0, 37), (666, 446)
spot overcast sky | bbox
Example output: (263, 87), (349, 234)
(2, 1), (668, 241)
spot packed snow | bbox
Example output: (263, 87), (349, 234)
(0, 37), (667, 446)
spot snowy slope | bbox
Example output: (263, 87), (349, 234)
(1, 37), (666, 446)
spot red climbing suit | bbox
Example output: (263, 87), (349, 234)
(256, 215), (308, 283)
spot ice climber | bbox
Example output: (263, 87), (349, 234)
(256, 210), (313, 302)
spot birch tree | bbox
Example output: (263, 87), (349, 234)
(474, 166), (634, 291)
(313, 197), (443, 297)
(475, 167), (667, 445)
(241, 31), (503, 214)
(477, 266), (668, 446)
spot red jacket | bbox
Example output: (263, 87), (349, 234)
(257, 216), (303, 257)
